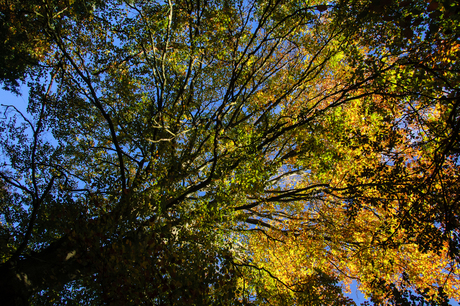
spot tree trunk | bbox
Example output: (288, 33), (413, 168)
(0, 235), (93, 305)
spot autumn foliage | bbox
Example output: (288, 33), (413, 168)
(0, 0), (459, 305)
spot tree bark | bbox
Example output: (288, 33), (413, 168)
(0, 235), (94, 305)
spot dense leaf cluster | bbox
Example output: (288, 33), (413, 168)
(0, 0), (459, 305)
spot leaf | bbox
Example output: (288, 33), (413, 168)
(0, 0), (459, 305)
(316, 5), (328, 12)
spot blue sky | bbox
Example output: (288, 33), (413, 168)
(0, 86), (28, 113)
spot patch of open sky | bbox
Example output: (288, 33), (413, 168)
(0, 86), (49, 172)
(0, 80), (112, 218)
(0, 87), (34, 231)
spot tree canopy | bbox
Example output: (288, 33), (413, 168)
(0, 0), (459, 305)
